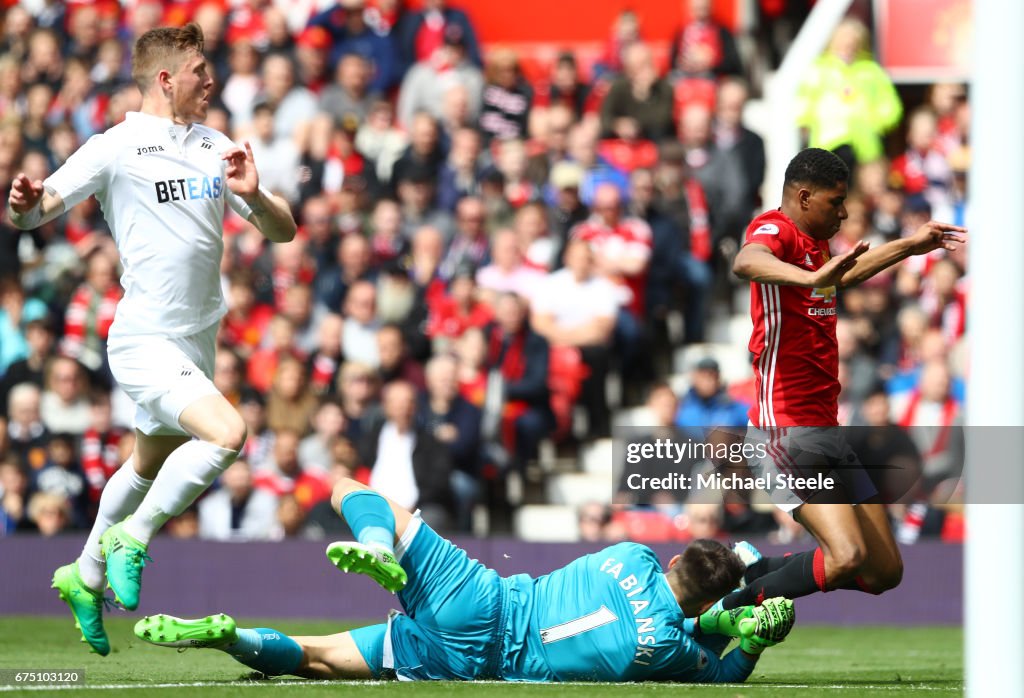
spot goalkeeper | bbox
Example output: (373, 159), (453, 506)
(136, 478), (795, 683)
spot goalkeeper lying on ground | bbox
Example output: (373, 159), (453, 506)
(136, 478), (795, 682)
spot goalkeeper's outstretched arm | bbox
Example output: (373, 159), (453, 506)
(691, 597), (796, 683)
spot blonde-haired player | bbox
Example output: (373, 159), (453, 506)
(7, 23), (296, 655)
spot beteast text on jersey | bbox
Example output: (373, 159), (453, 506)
(155, 176), (224, 203)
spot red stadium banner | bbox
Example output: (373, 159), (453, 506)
(452, 0), (742, 42)
(875, 0), (973, 82)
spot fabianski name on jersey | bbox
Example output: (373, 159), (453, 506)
(155, 177), (224, 204)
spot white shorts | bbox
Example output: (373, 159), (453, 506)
(745, 422), (877, 513)
(107, 322), (221, 436)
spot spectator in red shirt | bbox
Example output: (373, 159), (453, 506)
(532, 52), (594, 122)
(80, 391), (123, 516)
(571, 183), (652, 314)
(594, 9), (642, 78)
(669, 0), (742, 80)
(453, 326), (488, 407)
(247, 314), (303, 394)
(889, 107), (954, 218)
(918, 258), (966, 343)
(221, 269), (274, 360)
(253, 429), (330, 510)
(293, 25), (331, 94)
(889, 359), (964, 492)
(62, 249), (121, 377)
(397, 0), (482, 70)
(307, 313), (344, 396)
(269, 237), (317, 312)
(927, 83), (968, 156)
(425, 266), (493, 352)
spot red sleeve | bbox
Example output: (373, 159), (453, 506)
(744, 217), (792, 261)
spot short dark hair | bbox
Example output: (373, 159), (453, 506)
(784, 148), (850, 190)
(132, 22), (205, 89)
(668, 539), (745, 607)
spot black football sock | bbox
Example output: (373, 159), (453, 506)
(743, 552), (809, 585)
(721, 548), (826, 609)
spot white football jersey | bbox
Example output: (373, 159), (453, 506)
(45, 111), (259, 338)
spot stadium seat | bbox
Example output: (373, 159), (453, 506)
(514, 504), (581, 542)
(545, 472), (613, 506)
(579, 438), (615, 475)
(668, 372), (691, 396)
(612, 406), (655, 429)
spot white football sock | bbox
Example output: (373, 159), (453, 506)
(123, 440), (238, 545)
(77, 459), (153, 592)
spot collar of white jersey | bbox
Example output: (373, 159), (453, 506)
(125, 111), (196, 140)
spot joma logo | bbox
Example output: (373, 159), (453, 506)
(137, 145), (165, 155)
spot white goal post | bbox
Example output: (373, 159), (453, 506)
(966, 0), (1024, 695)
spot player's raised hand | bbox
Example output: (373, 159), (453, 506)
(222, 142), (259, 197)
(8, 173), (45, 213)
(905, 220), (967, 256)
(807, 240), (869, 288)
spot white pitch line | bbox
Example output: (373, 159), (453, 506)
(0, 681), (962, 692)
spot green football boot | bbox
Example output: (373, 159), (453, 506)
(100, 521), (151, 611)
(52, 563), (111, 656)
(326, 541), (407, 593)
(134, 613), (237, 648)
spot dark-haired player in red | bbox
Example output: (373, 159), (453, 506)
(722, 148), (965, 608)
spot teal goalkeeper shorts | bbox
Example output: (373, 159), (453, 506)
(351, 513), (509, 680)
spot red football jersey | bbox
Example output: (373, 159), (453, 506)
(571, 215), (653, 317)
(744, 210), (840, 427)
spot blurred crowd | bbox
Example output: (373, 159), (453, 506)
(0, 1), (968, 544)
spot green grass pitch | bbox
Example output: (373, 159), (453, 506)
(0, 617), (962, 697)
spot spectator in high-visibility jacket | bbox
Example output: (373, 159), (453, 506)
(795, 18), (902, 167)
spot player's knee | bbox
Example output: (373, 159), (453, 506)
(827, 544), (865, 580)
(875, 558), (904, 592)
(330, 478), (366, 515)
(206, 413), (247, 453)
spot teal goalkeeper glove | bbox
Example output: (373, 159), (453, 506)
(738, 597), (796, 655)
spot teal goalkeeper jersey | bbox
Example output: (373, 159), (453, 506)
(500, 542), (754, 682)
